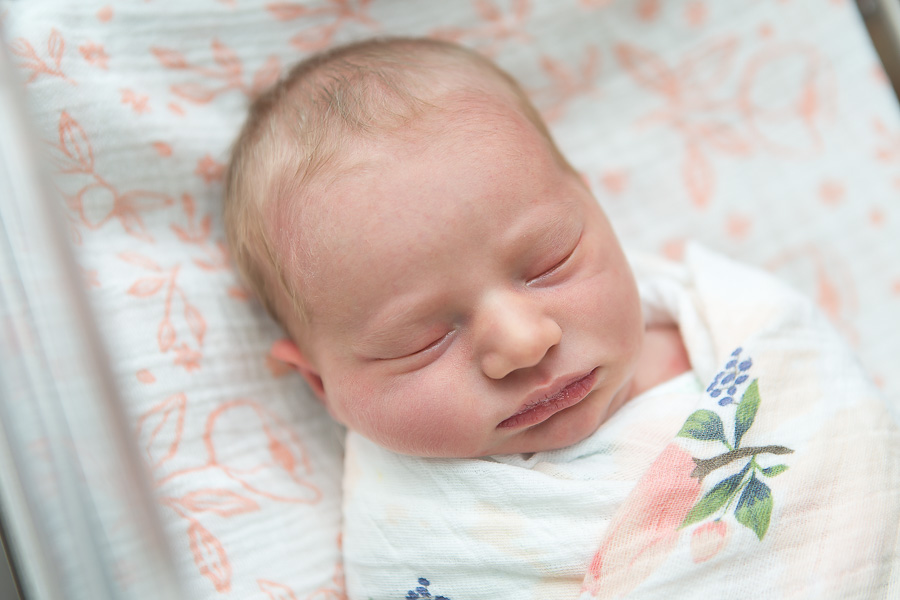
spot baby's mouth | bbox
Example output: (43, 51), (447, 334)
(497, 367), (599, 429)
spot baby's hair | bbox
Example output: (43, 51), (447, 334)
(224, 36), (571, 343)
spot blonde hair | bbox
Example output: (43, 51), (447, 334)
(224, 37), (570, 342)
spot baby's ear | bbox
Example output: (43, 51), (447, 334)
(270, 338), (326, 402)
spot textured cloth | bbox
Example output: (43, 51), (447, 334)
(3, 1), (900, 597)
(343, 245), (900, 600)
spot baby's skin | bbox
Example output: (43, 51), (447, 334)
(272, 90), (690, 458)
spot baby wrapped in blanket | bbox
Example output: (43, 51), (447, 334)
(223, 37), (900, 599)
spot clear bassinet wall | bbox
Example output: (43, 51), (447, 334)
(0, 39), (184, 600)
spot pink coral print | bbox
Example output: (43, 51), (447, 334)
(51, 112), (173, 242)
(738, 43), (835, 157)
(187, 521), (231, 592)
(873, 117), (900, 178)
(301, 542), (347, 600)
(152, 39), (282, 104)
(97, 6), (113, 22)
(431, 0), (531, 56)
(152, 141), (173, 157)
(136, 394), (322, 593)
(259, 556), (347, 600)
(767, 245), (859, 344)
(619, 38), (833, 207)
(267, 0), (379, 52)
(598, 169), (628, 196)
(121, 89), (151, 114)
(684, 1), (708, 27)
(195, 154), (225, 184)
(8, 28), (76, 86)
(171, 193), (231, 272)
(136, 393), (186, 472)
(118, 192), (227, 372)
(581, 443), (701, 598)
(78, 41), (109, 69)
(136, 369), (156, 384)
(531, 45), (602, 122)
(204, 400), (321, 503)
(260, 580), (299, 600)
(120, 251), (206, 370)
(636, 0), (661, 22)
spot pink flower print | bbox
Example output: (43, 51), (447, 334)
(97, 6), (113, 22)
(9, 28), (77, 86)
(79, 41), (108, 69)
(690, 519), (729, 563)
(121, 89), (151, 114)
(195, 154), (224, 184)
(267, 0), (378, 52)
(582, 443), (701, 598)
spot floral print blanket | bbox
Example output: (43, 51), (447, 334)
(342, 244), (900, 600)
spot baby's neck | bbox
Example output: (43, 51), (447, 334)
(628, 323), (692, 400)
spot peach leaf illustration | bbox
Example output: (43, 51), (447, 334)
(172, 82), (218, 103)
(616, 43), (679, 99)
(159, 318), (177, 352)
(128, 277), (166, 298)
(677, 37), (739, 94)
(258, 579), (298, 600)
(135, 393), (186, 472)
(431, 0), (530, 55)
(683, 144), (715, 208)
(252, 56), (282, 97)
(57, 111), (94, 173)
(52, 112), (175, 242)
(178, 489), (259, 517)
(188, 521), (231, 593)
(153, 39), (282, 104)
(9, 28), (76, 85)
(266, 2), (311, 20)
(151, 47), (189, 69)
(211, 38), (241, 77)
(184, 302), (206, 345)
(205, 400), (321, 503)
(118, 251), (163, 272)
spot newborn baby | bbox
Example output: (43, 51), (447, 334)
(225, 37), (900, 600)
(225, 36), (688, 458)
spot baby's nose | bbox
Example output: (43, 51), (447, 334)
(478, 293), (562, 380)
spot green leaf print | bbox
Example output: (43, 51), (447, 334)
(677, 409), (727, 445)
(761, 464), (788, 477)
(735, 474), (773, 540)
(681, 462), (750, 528)
(734, 379), (760, 448)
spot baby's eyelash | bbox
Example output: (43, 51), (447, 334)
(402, 330), (453, 359)
(528, 238), (580, 284)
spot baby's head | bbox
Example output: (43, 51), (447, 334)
(225, 37), (644, 458)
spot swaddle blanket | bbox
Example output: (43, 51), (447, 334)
(342, 244), (900, 600)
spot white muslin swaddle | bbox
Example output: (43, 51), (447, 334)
(342, 244), (900, 600)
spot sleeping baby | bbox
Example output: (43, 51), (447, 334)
(224, 37), (900, 600)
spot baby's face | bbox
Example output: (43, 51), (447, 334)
(293, 99), (644, 457)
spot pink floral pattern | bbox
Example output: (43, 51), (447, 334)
(4, 0), (899, 597)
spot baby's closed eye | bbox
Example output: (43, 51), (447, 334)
(526, 233), (581, 285)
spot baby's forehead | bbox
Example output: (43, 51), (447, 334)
(295, 107), (562, 253)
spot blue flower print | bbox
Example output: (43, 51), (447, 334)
(405, 578), (451, 600)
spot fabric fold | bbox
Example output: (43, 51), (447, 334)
(342, 245), (900, 600)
